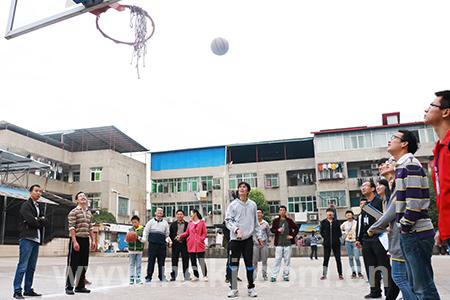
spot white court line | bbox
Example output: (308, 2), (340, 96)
(42, 284), (131, 298)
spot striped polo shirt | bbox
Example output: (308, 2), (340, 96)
(68, 206), (93, 238)
(395, 153), (434, 237)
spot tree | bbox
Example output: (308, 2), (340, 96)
(249, 188), (272, 224)
(92, 208), (117, 224)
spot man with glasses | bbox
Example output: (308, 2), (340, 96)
(424, 90), (450, 255)
(388, 130), (441, 299)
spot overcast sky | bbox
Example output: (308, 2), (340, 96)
(1, 0), (449, 153)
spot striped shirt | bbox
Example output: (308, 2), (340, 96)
(395, 153), (434, 237)
(68, 206), (93, 238)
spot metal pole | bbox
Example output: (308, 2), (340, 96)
(1, 196), (8, 245)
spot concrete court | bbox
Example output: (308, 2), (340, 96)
(1, 256), (449, 300)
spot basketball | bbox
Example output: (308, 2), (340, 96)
(125, 231), (138, 243)
(211, 37), (229, 56)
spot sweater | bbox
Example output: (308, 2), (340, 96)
(395, 153), (434, 237)
(142, 218), (171, 245)
(179, 220), (207, 253)
(225, 198), (262, 241)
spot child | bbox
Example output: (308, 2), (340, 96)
(128, 215), (144, 285)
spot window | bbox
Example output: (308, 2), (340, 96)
(213, 203), (222, 212)
(127, 174), (130, 185)
(287, 170), (315, 186)
(201, 176), (213, 191)
(349, 191), (362, 207)
(318, 191), (346, 208)
(229, 173), (257, 190)
(264, 174), (279, 188)
(177, 202), (200, 216)
(268, 201), (280, 215)
(288, 196), (317, 213)
(213, 178), (221, 190)
(90, 167), (102, 182)
(73, 171), (80, 182)
(317, 162), (345, 180)
(152, 203), (176, 218)
(118, 196), (129, 217)
(86, 193), (101, 210)
(202, 201), (213, 217)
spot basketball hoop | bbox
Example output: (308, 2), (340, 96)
(94, 4), (155, 79)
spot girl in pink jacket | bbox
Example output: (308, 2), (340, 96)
(177, 209), (208, 281)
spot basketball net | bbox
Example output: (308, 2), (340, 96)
(94, 4), (155, 79)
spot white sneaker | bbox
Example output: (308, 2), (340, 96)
(190, 277), (199, 282)
(228, 289), (239, 298)
(248, 288), (258, 298)
(203, 276), (208, 282)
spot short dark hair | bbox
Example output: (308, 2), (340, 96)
(176, 209), (185, 215)
(237, 181), (251, 192)
(256, 209), (264, 214)
(326, 208), (335, 213)
(29, 184), (41, 192)
(345, 210), (354, 215)
(131, 215), (140, 222)
(75, 191), (85, 200)
(191, 209), (203, 220)
(399, 130), (418, 154)
(435, 90), (450, 109)
(364, 179), (376, 190)
(279, 205), (287, 211)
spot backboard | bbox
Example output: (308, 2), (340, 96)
(5, 0), (121, 40)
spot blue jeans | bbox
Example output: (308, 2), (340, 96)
(345, 241), (361, 273)
(391, 260), (416, 300)
(400, 233), (440, 300)
(129, 253), (142, 279)
(13, 239), (40, 294)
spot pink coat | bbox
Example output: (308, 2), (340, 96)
(179, 219), (206, 253)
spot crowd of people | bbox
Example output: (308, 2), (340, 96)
(11, 90), (450, 299)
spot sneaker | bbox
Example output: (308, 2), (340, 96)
(129, 278), (135, 285)
(358, 273), (364, 279)
(364, 293), (382, 299)
(190, 277), (199, 282)
(339, 275), (344, 280)
(74, 288), (91, 293)
(23, 290), (42, 297)
(283, 276), (289, 282)
(248, 288), (258, 298)
(65, 289), (75, 296)
(13, 293), (25, 300)
(225, 278), (230, 283)
(203, 276), (209, 282)
(263, 275), (268, 281)
(270, 277), (276, 282)
(351, 272), (357, 279)
(145, 278), (152, 283)
(228, 289), (239, 298)
(320, 275), (327, 280)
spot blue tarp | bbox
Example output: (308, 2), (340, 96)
(299, 224), (320, 232)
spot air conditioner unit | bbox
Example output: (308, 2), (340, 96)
(309, 214), (318, 221)
(371, 163), (379, 169)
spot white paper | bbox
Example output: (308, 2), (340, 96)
(378, 232), (389, 251)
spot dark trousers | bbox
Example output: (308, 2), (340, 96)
(229, 237), (254, 290)
(146, 243), (166, 281)
(66, 237), (90, 291)
(361, 239), (392, 296)
(322, 243), (343, 276)
(310, 245), (318, 259)
(170, 242), (189, 280)
(189, 252), (207, 278)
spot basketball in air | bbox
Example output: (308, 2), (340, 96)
(125, 231), (138, 243)
(211, 37), (229, 56)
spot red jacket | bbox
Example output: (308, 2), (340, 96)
(432, 130), (450, 241)
(270, 216), (298, 246)
(179, 219), (207, 253)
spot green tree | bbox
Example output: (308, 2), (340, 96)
(92, 209), (117, 224)
(249, 188), (272, 224)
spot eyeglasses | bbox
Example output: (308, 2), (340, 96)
(429, 103), (442, 109)
(390, 135), (404, 142)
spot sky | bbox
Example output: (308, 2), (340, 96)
(1, 0), (450, 153)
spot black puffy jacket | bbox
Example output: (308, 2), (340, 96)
(320, 218), (342, 247)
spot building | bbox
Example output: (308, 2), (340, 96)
(312, 112), (437, 219)
(0, 121), (148, 224)
(150, 113), (438, 225)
